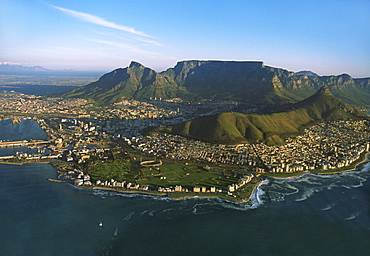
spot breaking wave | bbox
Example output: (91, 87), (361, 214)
(264, 161), (370, 204)
(320, 203), (336, 211)
(86, 162), (370, 223)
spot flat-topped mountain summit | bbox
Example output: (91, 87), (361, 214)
(154, 85), (368, 145)
(62, 60), (370, 105)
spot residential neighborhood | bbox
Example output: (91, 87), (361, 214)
(129, 120), (370, 173)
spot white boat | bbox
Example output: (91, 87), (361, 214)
(99, 222), (103, 227)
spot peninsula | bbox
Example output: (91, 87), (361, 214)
(1, 61), (370, 203)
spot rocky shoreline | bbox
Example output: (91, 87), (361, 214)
(2, 152), (369, 204)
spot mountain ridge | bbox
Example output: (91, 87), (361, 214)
(62, 60), (370, 106)
(155, 85), (368, 145)
(0, 63), (50, 72)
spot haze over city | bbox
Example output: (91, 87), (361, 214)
(1, 0), (369, 77)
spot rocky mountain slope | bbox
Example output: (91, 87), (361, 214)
(62, 60), (370, 105)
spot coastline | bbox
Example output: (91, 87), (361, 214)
(244, 179), (267, 204)
(310, 153), (370, 175)
(264, 153), (370, 179)
(90, 186), (167, 197)
(52, 151), (370, 204)
(0, 161), (24, 165)
(2, 151), (369, 204)
(0, 160), (55, 166)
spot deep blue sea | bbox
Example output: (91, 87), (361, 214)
(1, 119), (370, 256)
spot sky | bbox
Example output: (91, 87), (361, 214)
(1, 0), (369, 77)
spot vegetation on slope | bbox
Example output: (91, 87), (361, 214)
(63, 61), (195, 104)
(61, 60), (370, 106)
(161, 86), (368, 145)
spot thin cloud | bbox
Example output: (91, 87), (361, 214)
(50, 4), (153, 38)
(88, 39), (175, 60)
(92, 29), (163, 47)
(131, 36), (164, 47)
(89, 39), (156, 56)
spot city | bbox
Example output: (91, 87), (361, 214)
(0, 90), (369, 201)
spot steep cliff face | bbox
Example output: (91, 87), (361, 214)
(63, 61), (193, 103)
(62, 60), (370, 105)
(163, 60), (282, 103)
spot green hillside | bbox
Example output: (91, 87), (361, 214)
(161, 86), (368, 145)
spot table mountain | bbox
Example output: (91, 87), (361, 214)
(62, 60), (370, 105)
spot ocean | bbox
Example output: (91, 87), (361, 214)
(1, 119), (370, 256)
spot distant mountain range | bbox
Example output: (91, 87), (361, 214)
(154, 85), (368, 145)
(0, 63), (51, 72)
(0, 63), (81, 75)
(62, 60), (370, 106)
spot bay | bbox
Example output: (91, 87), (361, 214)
(0, 118), (48, 141)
